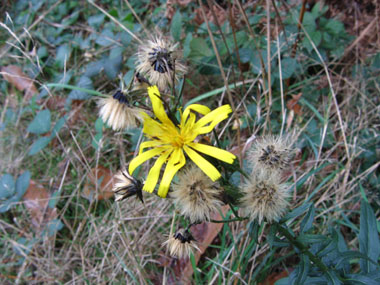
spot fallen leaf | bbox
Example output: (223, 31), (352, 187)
(259, 269), (289, 285)
(1, 65), (38, 101)
(82, 166), (114, 201)
(286, 92), (302, 115)
(22, 180), (57, 232)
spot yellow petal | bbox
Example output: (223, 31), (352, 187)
(138, 140), (164, 154)
(188, 142), (236, 164)
(129, 147), (166, 175)
(143, 149), (172, 193)
(181, 104), (210, 124)
(148, 85), (172, 125)
(157, 148), (186, 198)
(194, 105), (232, 134)
(183, 145), (221, 181)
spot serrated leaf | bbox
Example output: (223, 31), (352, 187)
(15, 171), (30, 200)
(359, 201), (380, 273)
(28, 136), (51, 155)
(189, 38), (212, 58)
(84, 60), (105, 77)
(95, 29), (115, 47)
(55, 44), (71, 68)
(68, 76), (93, 100)
(300, 204), (315, 233)
(50, 116), (66, 139)
(0, 174), (15, 199)
(280, 58), (298, 79)
(104, 47), (123, 79)
(325, 20), (344, 35)
(171, 11), (182, 42)
(27, 109), (51, 135)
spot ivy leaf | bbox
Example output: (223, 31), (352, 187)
(27, 109), (51, 135)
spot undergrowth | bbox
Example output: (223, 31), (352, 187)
(0, 0), (379, 284)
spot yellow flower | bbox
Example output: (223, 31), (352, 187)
(128, 85), (236, 198)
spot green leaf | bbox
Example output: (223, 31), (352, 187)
(189, 38), (212, 59)
(280, 58), (297, 79)
(27, 109), (51, 135)
(303, 30), (322, 53)
(0, 195), (18, 213)
(281, 203), (312, 222)
(171, 10), (182, 42)
(95, 29), (115, 47)
(300, 204), (315, 233)
(104, 47), (123, 79)
(0, 174), (15, 199)
(295, 255), (309, 285)
(325, 20), (344, 35)
(95, 117), (103, 133)
(88, 14), (105, 28)
(15, 171), (30, 199)
(183, 33), (192, 58)
(359, 200), (380, 273)
(55, 44), (71, 68)
(50, 116), (66, 139)
(28, 136), (51, 155)
(47, 219), (64, 236)
(68, 76), (93, 100)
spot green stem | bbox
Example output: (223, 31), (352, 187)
(210, 217), (248, 223)
(276, 224), (329, 273)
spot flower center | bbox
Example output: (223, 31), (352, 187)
(172, 134), (185, 148)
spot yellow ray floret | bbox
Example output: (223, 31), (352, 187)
(129, 85), (236, 198)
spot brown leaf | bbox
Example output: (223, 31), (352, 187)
(259, 269), (289, 285)
(82, 166), (114, 201)
(286, 93), (302, 115)
(1, 65), (38, 101)
(22, 180), (57, 233)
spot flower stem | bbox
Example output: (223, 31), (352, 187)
(210, 217), (248, 223)
(276, 224), (329, 273)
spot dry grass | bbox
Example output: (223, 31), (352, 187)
(0, 0), (379, 284)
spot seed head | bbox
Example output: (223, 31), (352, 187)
(163, 229), (199, 259)
(113, 169), (144, 203)
(171, 165), (223, 223)
(136, 36), (186, 90)
(248, 135), (295, 172)
(98, 90), (141, 131)
(240, 171), (289, 223)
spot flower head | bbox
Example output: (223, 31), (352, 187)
(248, 135), (295, 172)
(163, 228), (199, 259)
(98, 90), (140, 131)
(136, 36), (186, 90)
(113, 169), (144, 203)
(240, 171), (289, 223)
(171, 165), (223, 223)
(128, 86), (236, 198)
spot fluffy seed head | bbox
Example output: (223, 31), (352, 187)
(113, 169), (144, 203)
(163, 229), (199, 259)
(98, 91), (141, 131)
(171, 165), (223, 223)
(136, 36), (186, 91)
(248, 135), (295, 172)
(240, 171), (289, 223)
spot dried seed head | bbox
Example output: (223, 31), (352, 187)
(171, 165), (223, 223)
(98, 91), (141, 131)
(248, 135), (295, 172)
(136, 36), (186, 91)
(240, 171), (289, 223)
(113, 169), (144, 203)
(163, 229), (199, 259)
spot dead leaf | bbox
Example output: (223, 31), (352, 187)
(286, 93), (302, 115)
(259, 269), (289, 285)
(1, 65), (38, 101)
(82, 166), (114, 201)
(22, 180), (57, 232)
